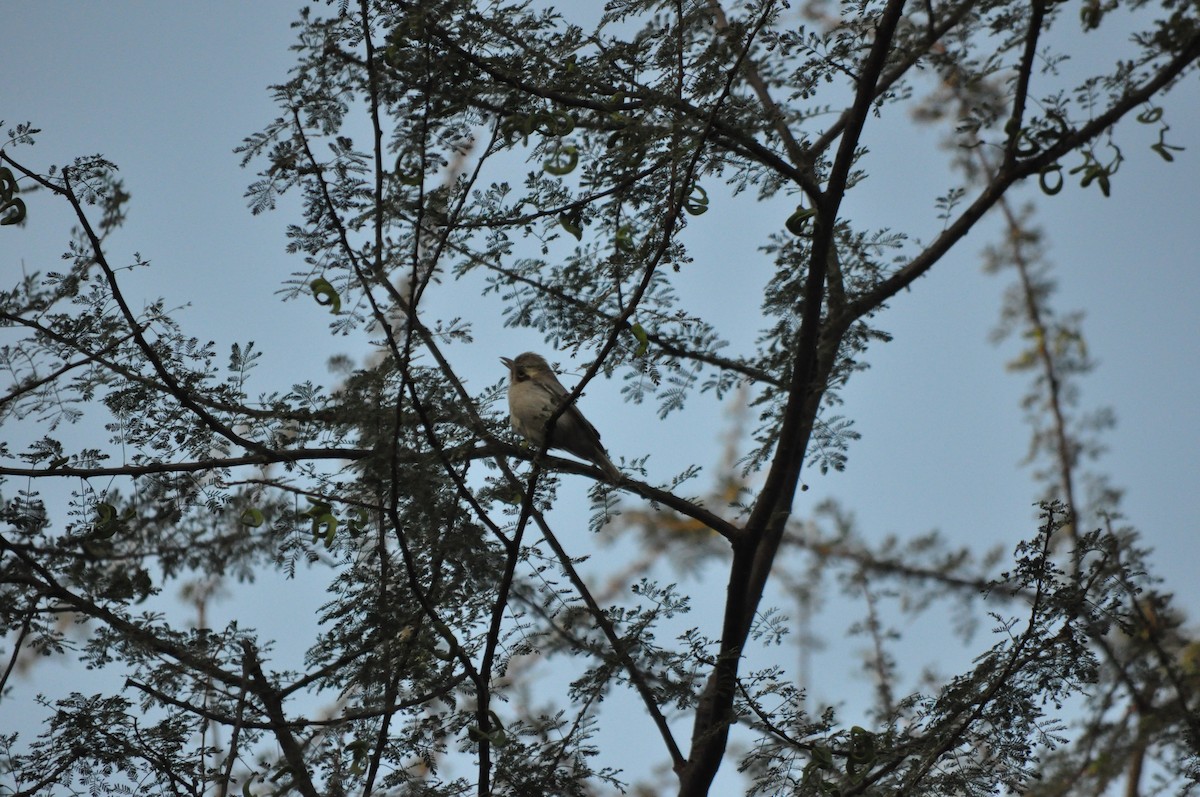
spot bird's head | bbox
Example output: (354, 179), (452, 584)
(501, 352), (552, 383)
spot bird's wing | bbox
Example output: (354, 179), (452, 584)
(564, 403), (603, 443)
(533, 379), (603, 442)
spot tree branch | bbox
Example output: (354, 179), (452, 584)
(58, 168), (274, 458)
(241, 642), (321, 797)
(0, 447), (371, 479)
(679, 1), (911, 792)
(843, 32), (1200, 321)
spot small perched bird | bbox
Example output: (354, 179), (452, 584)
(501, 352), (622, 482)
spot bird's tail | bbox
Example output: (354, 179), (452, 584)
(593, 451), (623, 484)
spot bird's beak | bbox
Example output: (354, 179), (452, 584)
(500, 357), (513, 371)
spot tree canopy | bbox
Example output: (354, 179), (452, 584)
(2, 1), (1199, 795)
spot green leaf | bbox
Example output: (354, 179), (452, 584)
(846, 726), (877, 780)
(348, 506), (370, 535)
(1151, 130), (1184, 162)
(1151, 143), (1175, 162)
(310, 513), (338, 547)
(786, 206), (816, 235)
(684, 184), (709, 215)
(94, 502), (121, 539)
(0, 167), (26, 226)
(240, 507), (265, 527)
(347, 739), (370, 774)
(394, 156), (424, 185)
(300, 500), (332, 519)
(1014, 130), (1040, 158)
(1038, 164), (1063, 195)
(615, 225), (634, 252)
(630, 322), (650, 357)
(555, 113), (576, 136)
(1136, 107), (1163, 124)
(535, 110), (574, 136)
(543, 145), (578, 176)
(496, 485), (524, 505)
(299, 500), (338, 545)
(608, 91), (631, 126)
(500, 114), (535, 146)
(310, 277), (341, 314)
(559, 210), (582, 240)
(0, 197), (26, 226)
(606, 129), (647, 164)
(466, 712), (509, 747)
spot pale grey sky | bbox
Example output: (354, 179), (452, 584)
(4, 2), (1199, 791)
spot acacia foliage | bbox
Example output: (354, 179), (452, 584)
(1, 0), (1199, 795)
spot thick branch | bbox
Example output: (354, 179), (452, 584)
(241, 642), (321, 797)
(844, 33), (1200, 321)
(1002, 0), (1049, 166)
(678, 0), (911, 792)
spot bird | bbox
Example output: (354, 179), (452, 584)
(500, 352), (622, 482)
